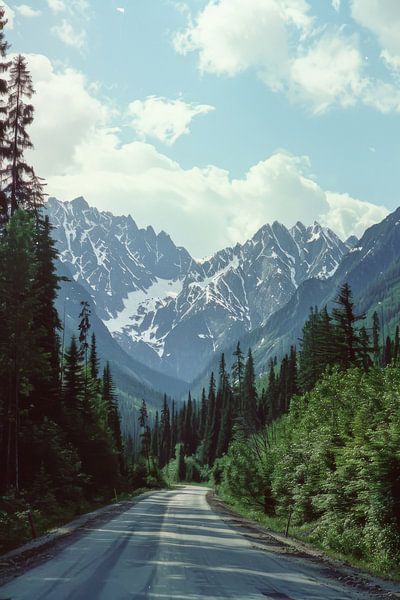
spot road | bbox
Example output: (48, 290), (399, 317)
(0, 486), (381, 599)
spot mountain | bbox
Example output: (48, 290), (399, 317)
(191, 205), (400, 387)
(47, 197), (352, 382)
(55, 260), (188, 403)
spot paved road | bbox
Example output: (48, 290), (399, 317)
(0, 486), (377, 599)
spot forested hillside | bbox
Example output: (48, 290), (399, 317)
(140, 283), (400, 575)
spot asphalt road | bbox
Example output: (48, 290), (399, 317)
(0, 486), (379, 599)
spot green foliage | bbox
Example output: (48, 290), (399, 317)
(216, 365), (400, 574)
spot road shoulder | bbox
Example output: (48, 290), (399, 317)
(0, 489), (158, 586)
(207, 490), (400, 600)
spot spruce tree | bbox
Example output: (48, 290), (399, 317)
(3, 55), (37, 216)
(232, 341), (244, 410)
(30, 215), (61, 420)
(332, 283), (365, 369)
(0, 211), (42, 492)
(159, 394), (171, 468)
(89, 333), (100, 380)
(0, 7), (10, 223)
(242, 349), (259, 432)
(393, 326), (400, 362)
(102, 362), (123, 473)
(372, 311), (380, 364)
(78, 301), (91, 402)
(202, 372), (216, 465)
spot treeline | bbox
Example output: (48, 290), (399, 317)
(0, 9), (126, 551)
(143, 282), (400, 572)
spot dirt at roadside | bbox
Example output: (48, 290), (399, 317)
(207, 491), (400, 600)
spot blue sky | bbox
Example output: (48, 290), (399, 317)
(3, 0), (400, 255)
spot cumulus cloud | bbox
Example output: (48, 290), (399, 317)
(174, 0), (313, 91)
(331, 0), (341, 11)
(25, 53), (387, 256)
(351, 0), (400, 70)
(116, 7), (125, 14)
(174, 0), (400, 114)
(289, 32), (365, 113)
(15, 4), (41, 17)
(128, 96), (215, 145)
(51, 19), (86, 48)
(47, 0), (66, 12)
(323, 192), (388, 240)
(25, 54), (109, 176)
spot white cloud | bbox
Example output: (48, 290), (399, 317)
(15, 4), (41, 17)
(2, 2), (15, 27)
(116, 7), (125, 14)
(289, 32), (365, 113)
(128, 96), (215, 145)
(47, 0), (66, 12)
(51, 19), (86, 48)
(331, 0), (341, 11)
(174, 0), (313, 91)
(351, 0), (400, 70)
(174, 0), (400, 114)
(24, 53), (387, 256)
(25, 54), (109, 176)
(323, 192), (388, 240)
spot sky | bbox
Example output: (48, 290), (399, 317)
(2, 0), (400, 257)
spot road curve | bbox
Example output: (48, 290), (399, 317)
(0, 486), (376, 599)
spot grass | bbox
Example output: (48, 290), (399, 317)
(217, 491), (400, 583)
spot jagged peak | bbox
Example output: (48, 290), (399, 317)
(70, 196), (90, 210)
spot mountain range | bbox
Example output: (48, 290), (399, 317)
(47, 196), (354, 385)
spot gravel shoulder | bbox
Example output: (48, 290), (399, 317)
(207, 491), (400, 600)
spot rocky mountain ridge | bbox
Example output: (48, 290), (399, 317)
(47, 196), (353, 382)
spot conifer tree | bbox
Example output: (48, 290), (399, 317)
(372, 311), (380, 364)
(393, 326), (400, 362)
(383, 335), (393, 366)
(232, 341), (244, 409)
(63, 336), (85, 426)
(332, 283), (364, 368)
(159, 394), (171, 468)
(265, 358), (277, 423)
(0, 211), (42, 492)
(199, 388), (207, 440)
(202, 372), (216, 465)
(89, 333), (100, 380)
(78, 301), (91, 401)
(0, 7), (10, 223)
(152, 411), (159, 461)
(102, 361), (123, 472)
(3, 55), (37, 216)
(138, 399), (150, 470)
(30, 215), (61, 420)
(242, 349), (259, 432)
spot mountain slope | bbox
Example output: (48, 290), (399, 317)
(191, 206), (400, 391)
(48, 197), (351, 382)
(55, 260), (188, 402)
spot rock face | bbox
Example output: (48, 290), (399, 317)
(47, 197), (352, 382)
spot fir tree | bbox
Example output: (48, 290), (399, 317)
(242, 349), (259, 432)
(372, 311), (380, 364)
(102, 362), (123, 473)
(232, 341), (244, 409)
(332, 283), (365, 368)
(89, 333), (100, 380)
(0, 7), (10, 223)
(159, 394), (171, 468)
(3, 55), (37, 216)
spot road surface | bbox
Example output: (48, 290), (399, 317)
(0, 486), (381, 599)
